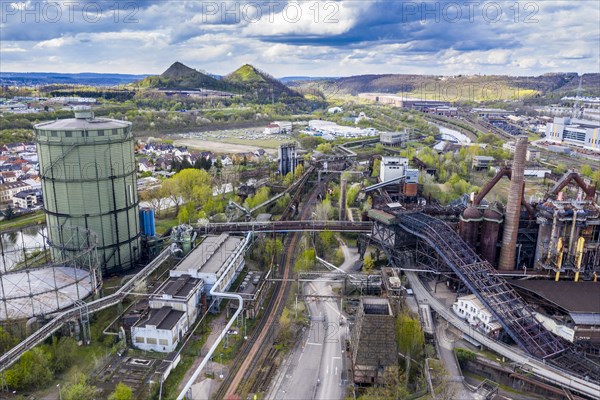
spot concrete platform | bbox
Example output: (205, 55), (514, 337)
(0, 266), (94, 320)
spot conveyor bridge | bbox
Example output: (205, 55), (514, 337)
(393, 212), (565, 359)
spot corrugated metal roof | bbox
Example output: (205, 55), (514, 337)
(511, 280), (600, 314)
(570, 313), (600, 326)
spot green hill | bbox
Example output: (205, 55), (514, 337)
(135, 62), (233, 91)
(224, 64), (303, 102)
(288, 72), (600, 101)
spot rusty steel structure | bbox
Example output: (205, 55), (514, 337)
(393, 212), (564, 358)
(499, 136), (528, 271)
(367, 208), (600, 383)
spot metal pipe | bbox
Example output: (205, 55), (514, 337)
(554, 238), (564, 282)
(499, 136), (528, 271)
(568, 211), (577, 256)
(574, 237), (585, 282)
(176, 232), (251, 400)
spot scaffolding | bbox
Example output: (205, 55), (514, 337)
(0, 226), (100, 321)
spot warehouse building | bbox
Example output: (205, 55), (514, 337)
(170, 234), (246, 313)
(380, 131), (409, 146)
(545, 117), (600, 152)
(350, 298), (397, 385)
(131, 275), (203, 353)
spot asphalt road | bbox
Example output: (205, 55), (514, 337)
(405, 272), (600, 400)
(268, 241), (359, 400)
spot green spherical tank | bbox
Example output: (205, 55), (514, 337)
(34, 107), (140, 275)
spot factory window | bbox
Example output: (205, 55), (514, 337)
(112, 129), (118, 135)
(135, 336), (144, 343)
(51, 131), (57, 137)
(65, 131), (72, 138)
(146, 337), (157, 345)
(159, 339), (168, 346)
(97, 130), (105, 136)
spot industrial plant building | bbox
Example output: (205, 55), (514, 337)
(131, 274), (203, 353)
(350, 298), (397, 385)
(34, 107), (140, 275)
(278, 143), (297, 176)
(170, 234), (246, 313)
(510, 280), (600, 345)
(545, 117), (600, 151)
(379, 157), (408, 183)
(380, 131), (409, 146)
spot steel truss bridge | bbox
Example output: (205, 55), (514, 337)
(197, 220), (373, 234)
(369, 211), (600, 387)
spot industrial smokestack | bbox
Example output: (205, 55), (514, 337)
(499, 136), (528, 271)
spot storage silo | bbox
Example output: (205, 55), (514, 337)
(479, 204), (504, 265)
(459, 205), (483, 248)
(34, 107), (140, 275)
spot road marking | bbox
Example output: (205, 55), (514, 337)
(306, 342), (322, 346)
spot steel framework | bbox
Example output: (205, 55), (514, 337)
(394, 212), (564, 359)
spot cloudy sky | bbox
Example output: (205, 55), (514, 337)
(1, 0), (599, 77)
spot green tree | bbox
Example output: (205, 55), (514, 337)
(0, 326), (16, 354)
(6, 347), (53, 390)
(293, 163), (305, 180)
(580, 164), (593, 178)
(282, 172), (294, 186)
(294, 249), (316, 272)
(316, 143), (333, 153)
(371, 158), (381, 177)
(108, 382), (133, 400)
(63, 372), (97, 400)
(264, 238), (284, 265)
(3, 204), (15, 220)
(363, 253), (375, 272)
(396, 312), (424, 386)
(244, 186), (270, 210)
(50, 336), (77, 374)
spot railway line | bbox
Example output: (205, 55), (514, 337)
(218, 170), (329, 399)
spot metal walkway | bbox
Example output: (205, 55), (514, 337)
(0, 247), (173, 372)
(197, 220), (373, 234)
(395, 212), (565, 359)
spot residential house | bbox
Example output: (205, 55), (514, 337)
(138, 158), (155, 173)
(0, 181), (31, 203)
(13, 190), (37, 209)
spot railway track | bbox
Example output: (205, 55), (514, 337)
(217, 171), (327, 399)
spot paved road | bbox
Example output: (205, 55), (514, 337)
(268, 241), (358, 400)
(405, 272), (600, 400)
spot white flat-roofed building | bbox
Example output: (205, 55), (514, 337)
(380, 157), (408, 183)
(380, 131), (409, 146)
(545, 117), (600, 152)
(472, 155), (494, 169)
(452, 294), (501, 335)
(306, 120), (379, 139)
(149, 275), (203, 328)
(132, 307), (187, 353)
(170, 234), (245, 313)
(472, 108), (510, 118)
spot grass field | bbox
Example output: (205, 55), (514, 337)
(0, 211), (46, 232)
